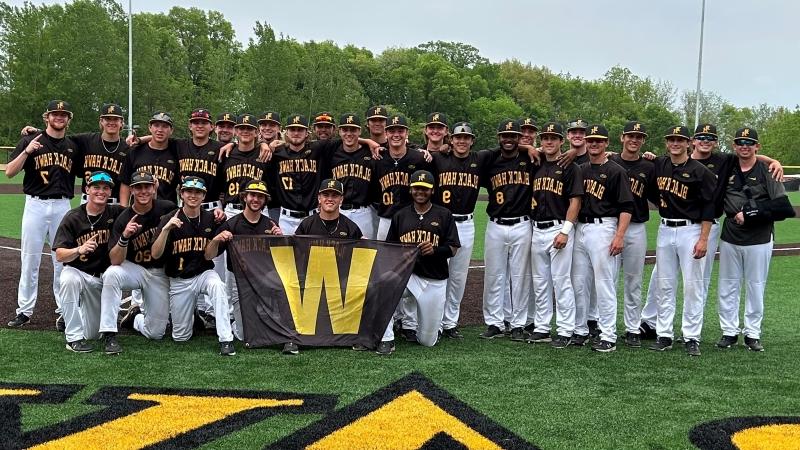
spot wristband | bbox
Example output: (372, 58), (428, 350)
(118, 237), (129, 247)
(559, 221), (574, 236)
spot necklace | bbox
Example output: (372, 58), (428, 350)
(86, 210), (103, 231)
(389, 151), (404, 167)
(414, 203), (433, 220)
(322, 217), (340, 235)
(102, 138), (120, 154)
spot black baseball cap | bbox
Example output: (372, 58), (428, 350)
(538, 122), (564, 138)
(451, 121), (475, 137)
(497, 119), (522, 135)
(319, 178), (344, 194)
(694, 123), (718, 138)
(189, 108), (212, 123)
(410, 170), (435, 189)
(386, 114), (409, 129)
(339, 113), (362, 128)
(664, 125), (691, 140)
(87, 171), (115, 187)
(313, 112), (336, 126)
(623, 121), (648, 137)
(99, 103), (124, 119)
(734, 127), (759, 143)
(518, 117), (538, 131)
(235, 113), (257, 128)
(426, 112), (448, 127)
(180, 176), (207, 192)
(46, 100), (72, 117)
(258, 111), (281, 125)
(129, 171), (156, 186)
(149, 111), (174, 127)
(586, 124), (609, 140)
(216, 112), (236, 125)
(285, 114), (309, 129)
(566, 119), (588, 131)
(366, 105), (388, 119)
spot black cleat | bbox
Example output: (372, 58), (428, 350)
(551, 335), (571, 349)
(625, 332), (641, 348)
(220, 341), (236, 356)
(119, 305), (141, 330)
(7, 313), (30, 328)
(66, 340), (93, 353)
(351, 343), (371, 351)
(638, 322), (657, 340)
(569, 334), (590, 347)
(401, 328), (418, 343)
(592, 340), (617, 353)
(685, 339), (701, 356)
(509, 327), (526, 342)
(587, 320), (599, 339)
(103, 332), (122, 355)
(649, 337), (673, 352)
(716, 335), (738, 348)
(442, 327), (464, 339)
(744, 337), (765, 352)
(479, 325), (505, 339)
(527, 332), (552, 343)
(375, 340), (395, 355)
(282, 342), (300, 355)
(523, 323), (536, 334)
(56, 314), (66, 332)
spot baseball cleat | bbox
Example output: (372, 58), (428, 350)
(7, 313), (30, 328)
(638, 322), (657, 340)
(592, 340), (617, 353)
(716, 335), (738, 348)
(648, 337), (673, 352)
(103, 333), (122, 355)
(527, 332), (552, 343)
(401, 329), (418, 343)
(523, 323), (536, 334)
(375, 340), (395, 356)
(551, 335), (571, 349)
(56, 314), (66, 332)
(479, 325), (504, 339)
(282, 342), (300, 355)
(685, 339), (701, 357)
(569, 334), (589, 347)
(351, 344), (371, 351)
(66, 340), (94, 353)
(119, 305), (141, 330)
(624, 332), (641, 348)
(442, 327), (464, 339)
(219, 341), (236, 356)
(744, 337), (765, 352)
(503, 320), (511, 336)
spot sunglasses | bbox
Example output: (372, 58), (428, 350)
(734, 139), (756, 147)
(694, 135), (717, 142)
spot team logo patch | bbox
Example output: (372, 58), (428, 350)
(519, 162), (526, 167)
(682, 173), (691, 178)
(639, 172), (646, 178)
(600, 174), (607, 179)
(67, 148), (74, 153)
(363, 157), (372, 161)
(304, 150), (312, 156)
(207, 151), (216, 156)
(555, 170), (563, 175)
(431, 221), (439, 226)
(409, 165), (416, 169)
(338, 232), (347, 237)
(470, 163), (477, 167)
(690, 416), (800, 450)
(107, 219), (114, 224)
(708, 164), (715, 169)
(205, 227), (212, 233)
(119, 152), (126, 157)
(167, 160), (175, 164)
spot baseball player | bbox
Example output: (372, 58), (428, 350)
(479, 119), (533, 342)
(517, 116), (539, 335)
(608, 121), (655, 348)
(150, 177), (235, 355)
(570, 125), (633, 352)
(257, 111), (283, 222)
(5, 100), (76, 329)
(98, 171), (177, 353)
(716, 128), (794, 352)
(527, 122), (583, 349)
(377, 170), (460, 355)
(296, 179), (363, 239)
(121, 112), (180, 204)
(52, 172), (124, 353)
(646, 125), (717, 356)
(205, 180), (282, 346)
(366, 105), (389, 146)
(327, 113), (377, 239)
(423, 112), (449, 153)
(519, 117), (539, 147)
(312, 111), (337, 141)
(214, 112), (236, 144)
(220, 114), (269, 219)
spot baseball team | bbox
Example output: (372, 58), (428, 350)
(5, 100), (794, 357)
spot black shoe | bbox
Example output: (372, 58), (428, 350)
(479, 325), (505, 339)
(103, 332), (122, 355)
(587, 320), (599, 338)
(592, 340), (616, 353)
(352, 343), (371, 351)
(7, 313), (30, 327)
(509, 327), (525, 342)
(401, 328), (418, 343)
(649, 337), (673, 352)
(638, 322), (657, 340)
(569, 334), (590, 347)
(744, 337), (765, 352)
(282, 342), (300, 355)
(66, 339), (93, 353)
(392, 320), (402, 334)
(219, 341), (236, 356)
(442, 327), (464, 339)
(503, 320), (511, 335)
(551, 335), (571, 349)
(625, 332), (641, 348)
(375, 340), (395, 355)
(198, 310), (217, 330)
(527, 332), (552, 343)
(685, 339), (701, 356)
(56, 314), (66, 332)
(523, 323), (536, 334)
(675, 335), (685, 344)
(119, 305), (141, 330)
(716, 335), (738, 348)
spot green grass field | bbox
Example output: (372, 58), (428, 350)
(2, 259), (799, 449)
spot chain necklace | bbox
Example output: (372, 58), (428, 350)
(101, 137), (121, 154)
(414, 203), (433, 220)
(86, 210), (103, 231)
(322, 216), (340, 236)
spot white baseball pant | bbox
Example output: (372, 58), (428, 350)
(701, 221), (721, 298)
(530, 222), (576, 337)
(18, 196), (71, 317)
(441, 217), (475, 330)
(381, 274), (446, 346)
(279, 208), (310, 236)
(169, 270), (233, 342)
(226, 270), (245, 341)
(717, 240), (772, 339)
(620, 222), (647, 334)
(196, 202), (225, 317)
(376, 216), (392, 241)
(340, 206), (376, 240)
(482, 219), (531, 329)
(99, 261), (170, 339)
(59, 266), (103, 342)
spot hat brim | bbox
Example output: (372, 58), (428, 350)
(88, 179), (115, 187)
(319, 188), (343, 194)
(257, 119), (281, 125)
(234, 123), (258, 129)
(385, 124), (409, 130)
(538, 132), (563, 138)
(664, 134), (691, 139)
(452, 132), (475, 137)
(585, 134), (609, 140)
(180, 186), (207, 192)
(622, 131), (648, 137)
(734, 138), (759, 144)
(100, 113), (124, 119)
(149, 119), (173, 127)
(46, 110), (73, 118)
(367, 115), (388, 120)
(693, 133), (718, 138)
(339, 124), (362, 129)
(426, 121), (448, 127)
(189, 118), (213, 124)
(243, 189), (269, 197)
(285, 124), (309, 129)
(313, 121), (335, 126)
(129, 180), (155, 186)
(497, 131), (522, 135)
(410, 182), (434, 189)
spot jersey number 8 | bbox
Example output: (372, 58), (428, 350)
(495, 191), (504, 205)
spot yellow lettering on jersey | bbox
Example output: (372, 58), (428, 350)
(30, 394), (303, 450)
(629, 176), (645, 198)
(77, 230), (110, 246)
(33, 153), (73, 172)
(331, 164), (371, 182)
(379, 172), (409, 191)
(489, 170), (530, 190)
(84, 154), (122, 175)
(656, 176), (689, 200)
(137, 165), (174, 185)
(278, 159), (318, 174)
(179, 158), (217, 177)
(308, 391), (500, 450)
(225, 164), (263, 181)
(584, 179), (606, 200)
(399, 230), (440, 247)
(171, 237), (209, 254)
(271, 246), (377, 334)
(438, 172), (479, 189)
(532, 176), (563, 196)
(132, 228), (159, 251)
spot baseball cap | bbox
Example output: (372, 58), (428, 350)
(339, 113), (362, 128)
(694, 123), (718, 138)
(410, 170), (435, 189)
(189, 108), (212, 123)
(734, 127), (759, 143)
(538, 122), (564, 138)
(129, 171), (156, 186)
(180, 176), (207, 192)
(99, 103), (124, 119)
(257, 111), (281, 125)
(313, 112), (336, 126)
(623, 121), (648, 137)
(518, 117), (538, 131)
(319, 178), (344, 195)
(451, 121), (475, 137)
(586, 124), (609, 140)
(285, 114), (309, 129)
(149, 111), (174, 127)
(664, 125), (691, 140)
(497, 119), (522, 135)
(426, 112), (448, 127)
(87, 171), (114, 187)
(386, 115), (409, 130)
(243, 179), (269, 196)
(46, 100), (72, 118)
(216, 112), (236, 125)
(235, 113), (257, 128)
(366, 105), (388, 119)
(566, 119), (588, 131)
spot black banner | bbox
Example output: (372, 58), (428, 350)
(229, 236), (418, 348)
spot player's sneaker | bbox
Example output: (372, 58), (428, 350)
(509, 327), (526, 342)
(282, 342), (300, 355)
(744, 337), (765, 352)
(7, 313), (30, 327)
(648, 337), (673, 352)
(479, 325), (504, 339)
(624, 332), (641, 348)
(716, 335), (738, 348)
(569, 334), (590, 347)
(551, 335), (571, 349)
(685, 339), (701, 357)
(587, 320), (599, 339)
(197, 310), (216, 330)
(219, 341), (236, 356)
(375, 340), (395, 356)
(119, 305), (141, 330)
(401, 329), (418, 343)
(56, 315), (66, 332)
(351, 344), (371, 351)
(442, 327), (464, 339)
(523, 323), (536, 334)
(592, 340), (616, 353)
(103, 333), (122, 355)
(638, 322), (657, 340)
(527, 332), (552, 343)
(66, 340), (93, 353)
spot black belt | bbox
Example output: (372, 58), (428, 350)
(490, 216), (529, 226)
(282, 208), (309, 219)
(340, 204), (367, 211)
(533, 220), (563, 229)
(660, 218), (710, 227)
(453, 213), (474, 222)
(32, 194), (68, 200)
(227, 203), (244, 210)
(579, 216), (603, 224)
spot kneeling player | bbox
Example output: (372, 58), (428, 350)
(377, 170), (460, 355)
(151, 177), (235, 355)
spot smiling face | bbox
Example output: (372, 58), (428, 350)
(385, 127), (408, 150)
(215, 123), (235, 143)
(586, 137), (608, 156)
(318, 190), (343, 214)
(180, 187), (206, 208)
(189, 120), (213, 140)
(285, 127), (308, 147)
(258, 122), (281, 142)
(691, 135), (718, 158)
(411, 186), (432, 205)
(235, 126), (257, 146)
(733, 139), (760, 160)
(620, 133), (645, 156)
(451, 134), (473, 157)
(497, 132), (520, 152)
(131, 183), (156, 206)
(86, 183), (112, 206)
(368, 118), (387, 138)
(314, 123), (335, 140)
(567, 129), (586, 148)
(520, 127), (537, 146)
(149, 122), (173, 145)
(244, 192), (267, 212)
(46, 111), (71, 132)
(100, 117), (123, 136)
(339, 126), (361, 148)
(539, 134), (563, 157)
(666, 137), (691, 156)
(425, 123), (447, 145)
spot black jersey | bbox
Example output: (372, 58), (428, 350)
(156, 208), (216, 278)
(71, 133), (129, 199)
(609, 154), (656, 223)
(722, 161), (787, 246)
(648, 156), (717, 221)
(122, 142), (180, 203)
(531, 160), (583, 221)
(270, 140), (336, 211)
(110, 199), (177, 268)
(220, 145), (268, 206)
(295, 213), (363, 239)
(431, 151), (490, 215)
(176, 139), (224, 202)
(482, 149), (533, 218)
(693, 152), (736, 218)
(573, 152), (590, 166)
(386, 203), (460, 280)
(578, 159), (634, 218)
(11, 132), (77, 198)
(214, 213), (280, 271)
(372, 148), (431, 218)
(328, 143), (374, 207)
(52, 204), (125, 275)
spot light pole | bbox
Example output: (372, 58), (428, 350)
(128, 0), (133, 136)
(694, 0), (706, 129)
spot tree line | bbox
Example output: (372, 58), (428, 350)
(1, 0), (798, 165)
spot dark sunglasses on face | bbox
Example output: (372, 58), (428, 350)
(734, 139), (756, 147)
(694, 135), (717, 142)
